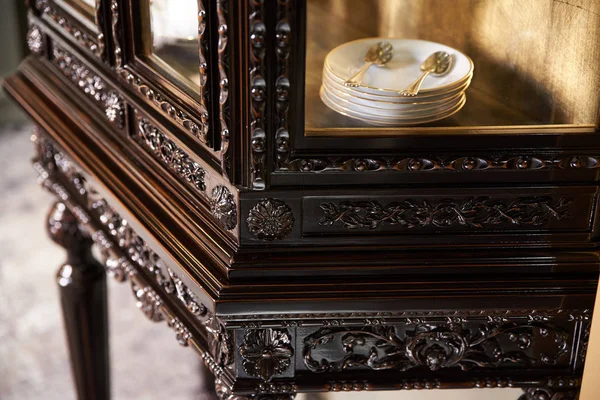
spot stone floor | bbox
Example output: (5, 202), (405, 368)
(0, 124), (521, 399)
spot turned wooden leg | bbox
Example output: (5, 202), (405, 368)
(48, 202), (110, 400)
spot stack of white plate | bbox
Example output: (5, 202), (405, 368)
(320, 38), (474, 126)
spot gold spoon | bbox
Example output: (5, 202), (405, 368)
(400, 51), (453, 96)
(344, 41), (393, 88)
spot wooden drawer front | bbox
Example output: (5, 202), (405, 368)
(302, 187), (597, 237)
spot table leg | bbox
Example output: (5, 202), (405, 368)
(48, 202), (110, 400)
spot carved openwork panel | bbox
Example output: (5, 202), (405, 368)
(301, 320), (573, 374)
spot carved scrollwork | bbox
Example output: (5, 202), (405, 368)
(51, 44), (124, 127)
(280, 155), (600, 174)
(319, 197), (573, 230)
(136, 117), (207, 193)
(303, 322), (569, 373)
(211, 186), (237, 230)
(240, 329), (294, 381)
(246, 199), (294, 240)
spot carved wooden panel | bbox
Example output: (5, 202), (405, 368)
(302, 189), (596, 236)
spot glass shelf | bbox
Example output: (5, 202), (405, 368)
(305, 0), (600, 132)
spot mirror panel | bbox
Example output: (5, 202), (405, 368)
(305, 0), (600, 132)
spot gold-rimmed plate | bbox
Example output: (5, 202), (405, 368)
(320, 87), (466, 125)
(322, 80), (464, 115)
(325, 38), (473, 96)
(323, 70), (470, 105)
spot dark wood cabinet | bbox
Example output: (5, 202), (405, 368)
(5, 1), (600, 399)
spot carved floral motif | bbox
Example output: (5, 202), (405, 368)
(303, 323), (569, 373)
(247, 199), (294, 240)
(136, 118), (206, 192)
(27, 25), (44, 55)
(51, 45), (124, 127)
(211, 186), (237, 230)
(240, 329), (294, 381)
(319, 197), (573, 230)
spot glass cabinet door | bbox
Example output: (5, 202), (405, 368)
(143, 0), (203, 90)
(304, 0), (600, 132)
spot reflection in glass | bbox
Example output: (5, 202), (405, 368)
(150, 0), (201, 88)
(64, 0), (96, 20)
(306, 0), (600, 130)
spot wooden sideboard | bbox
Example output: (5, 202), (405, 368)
(4, 1), (600, 399)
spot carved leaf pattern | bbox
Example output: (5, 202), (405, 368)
(240, 329), (294, 381)
(319, 197), (573, 230)
(303, 322), (569, 373)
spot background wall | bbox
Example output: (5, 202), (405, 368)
(0, 0), (27, 124)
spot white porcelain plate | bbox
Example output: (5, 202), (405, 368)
(325, 38), (473, 96)
(322, 75), (466, 110)
(320, 87), (466, 125)
(322, 83), (464, 118)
